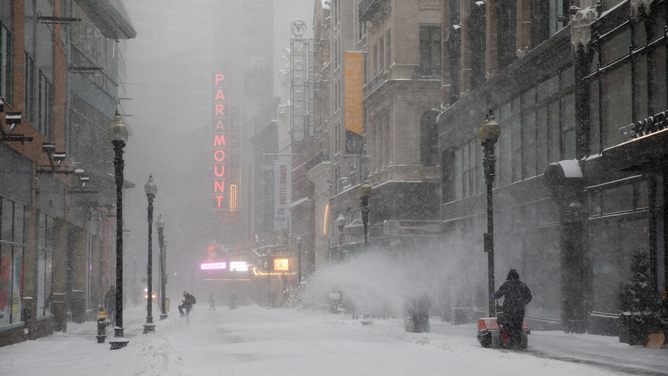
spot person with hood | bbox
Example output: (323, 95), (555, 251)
(179, 291), (196, 317)
(492, 269), (532, 348)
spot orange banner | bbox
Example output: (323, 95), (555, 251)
(344, 52), (364, 135)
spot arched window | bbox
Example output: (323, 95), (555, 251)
(420, 110), (439, 166)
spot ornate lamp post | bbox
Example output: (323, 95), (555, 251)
(358, 181), (372, 248)
(336, 214), (346, 261)
(478, 113), (500, 317)
(108, 113), (129, 350)
(143, 175), (157, 333)
(156, 215), (167, 320)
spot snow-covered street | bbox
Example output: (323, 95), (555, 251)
(1, 304), (665, 376)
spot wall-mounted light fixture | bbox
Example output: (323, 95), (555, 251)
(37, 142), (75, 175)
(0, 98), (31, 144)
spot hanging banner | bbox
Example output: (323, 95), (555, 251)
(344, 52), (364, 154)
(273, 161), (290, 230)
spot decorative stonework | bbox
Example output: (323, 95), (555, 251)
(630, 0), (655, 18)
(418, 0), (441, 11)
(570, 6), (598, 55)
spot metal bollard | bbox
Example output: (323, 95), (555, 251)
(96, 307), (110, 343)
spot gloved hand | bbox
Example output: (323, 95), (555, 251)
(490, 293), (494, 299)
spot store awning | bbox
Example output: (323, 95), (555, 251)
(601, 127), (668, 172)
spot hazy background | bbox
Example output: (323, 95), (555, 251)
(120, 0), (314, 298)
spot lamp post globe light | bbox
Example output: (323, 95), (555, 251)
(358, 181), (372, 248)
(156, 215), (167, 320)
(478, 113), (500, 317)
(336, 214), (346, 261)
(143, 175), (158, 333)
(108, 112), (129, 350)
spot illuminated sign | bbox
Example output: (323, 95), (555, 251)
(212, 72), (229, 210)
(230, 261), (248, 272)
(201, 262), (227, 270)
(273, 259), (289, 271)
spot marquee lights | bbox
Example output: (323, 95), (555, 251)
(201, 262), (227, 270)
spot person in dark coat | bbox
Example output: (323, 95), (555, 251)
(179, 291), (196, 317)
(493, 269), (532, 348)
(104, 285), (116, 324)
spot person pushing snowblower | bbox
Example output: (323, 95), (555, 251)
(478, 269), (532, 349)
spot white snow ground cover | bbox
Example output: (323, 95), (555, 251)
(0, 304), (665, 376)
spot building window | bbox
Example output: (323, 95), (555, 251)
(385, 28), (391, 69)
(38, 71), (54, 139)
(378, 36), (384, 72)
(0, 198), (26, 326)
(452, 140), (481, 200)
(0, 21), (11, 104)
(37, 214), (54, 317)
(420, 110), (439, 166)
(358, 19), (366, 42)
(24, 52), (36, 124)
(497, 0), (517, 70)
(419, 25), (441, 76)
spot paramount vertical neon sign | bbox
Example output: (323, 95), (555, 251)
(212, 73), (228, 210)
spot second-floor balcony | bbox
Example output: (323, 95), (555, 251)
(363, 70), (389, 98)
(305, 149), (329, 172)
(359, 0), (388, 21)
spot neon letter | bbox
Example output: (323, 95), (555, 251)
(214, 134), (226, 147)
(214, 150), (225, 162)
(215, 74), (224, 86)
(214, 165), (225, 177)
(215, 196), (225, 207)
(214, 180), (225, 192)
(216, 104), (224, 116)
(214, 89), (226, 101)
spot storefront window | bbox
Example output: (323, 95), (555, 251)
(523, 227), (561, 322)
(37, 214), (54, 317)
(590, 218), (649, 314)
(0, 198), (25, 326)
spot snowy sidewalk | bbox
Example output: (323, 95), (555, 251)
(0, 305), (666, 376)
(427, 319), (668, 376)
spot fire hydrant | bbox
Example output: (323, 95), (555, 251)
(96, 307), (110, 343)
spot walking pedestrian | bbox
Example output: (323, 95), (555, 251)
(104, 285), (116, 324)
(179, 291), (196, 318)
(208, 293), (215, 311)
(493, 269), (532, 349)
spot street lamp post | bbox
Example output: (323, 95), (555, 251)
(478, 113), (500, 317)
(336, 214), (345, 261)
(143, 175), (157, 333)
(156, 215), (167, 320)
(358, 181), (372, 248)
(108, 113), (129, 350)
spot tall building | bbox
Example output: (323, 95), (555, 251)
(437, 0), (668, 339)
(326, 0), (443, 258)
(0, 0), (135, 346)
